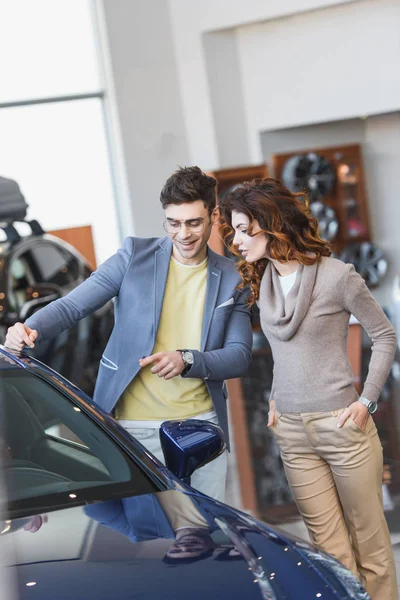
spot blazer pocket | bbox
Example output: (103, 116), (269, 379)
(216, 298), (234, 309)
(100, 355), (118, 370)
(214, 304), (235, 315)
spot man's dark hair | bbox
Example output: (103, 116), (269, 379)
(160, 166), (217, 212)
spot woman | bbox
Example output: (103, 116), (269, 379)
(220, 177), (398, 600)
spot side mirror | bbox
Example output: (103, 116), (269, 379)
(160, 419), (226, 484)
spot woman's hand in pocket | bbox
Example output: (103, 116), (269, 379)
(267, 400), (277, 427)
(337, 401), (369, 431)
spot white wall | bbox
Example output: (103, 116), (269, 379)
(177, 0), (356, 31)
(168, 0), (360, 168)
(100, 0), (190, 239)
(0, 98), (121, 267)
(203, 30), (251, 168)
(363, 113), (400, 307)
(167, 0), (400, 169)
(237, 0), (400, 162)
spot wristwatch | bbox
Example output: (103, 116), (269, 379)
(177, 349), (194, 376)
(358, 396), (378, 414)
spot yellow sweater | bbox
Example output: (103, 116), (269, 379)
(116, 257), (213, 420)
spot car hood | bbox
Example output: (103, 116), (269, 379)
(4, 489), (364, 600)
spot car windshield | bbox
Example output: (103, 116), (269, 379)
(0, 367), (161, 516)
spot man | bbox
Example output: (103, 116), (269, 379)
(4, 166), (252, 501)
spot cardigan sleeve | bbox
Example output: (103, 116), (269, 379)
(343, 264), (396, 403)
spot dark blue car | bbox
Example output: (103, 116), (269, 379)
(0, 347), (369, 599)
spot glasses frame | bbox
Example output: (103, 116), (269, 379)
(163, 215), (213, 235)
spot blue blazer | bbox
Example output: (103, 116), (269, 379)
(26, 237), (253, 447)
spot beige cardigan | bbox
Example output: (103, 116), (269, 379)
(259, 256), (396, 413)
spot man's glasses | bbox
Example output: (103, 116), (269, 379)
(163, 217), (211, 235)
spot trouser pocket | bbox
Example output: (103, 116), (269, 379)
(123, 427), (157, 441)
(331, 407), (374, 435)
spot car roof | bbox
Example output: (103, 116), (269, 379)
(0, 346), (94, 404)
(0, 346), (31, 370)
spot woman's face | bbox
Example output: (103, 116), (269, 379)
(231, 210), (268, 263)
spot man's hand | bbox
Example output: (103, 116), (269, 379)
(337, 401), (369, 431)
(5, 323), (38, 350)
(139, 351), (185, 380)
(267, 399), (277, 427)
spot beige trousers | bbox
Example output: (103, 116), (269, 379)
(271, 409), (398, 600)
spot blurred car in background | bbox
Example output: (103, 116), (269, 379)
(0, 347), (370, 600)
(0, 175), (114, 395)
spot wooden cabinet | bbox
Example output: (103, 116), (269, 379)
(49, 225), (97, 269)
(273, 144), (371, 253)
(213, 164), (269, 196)
(207, 164), (269, 256)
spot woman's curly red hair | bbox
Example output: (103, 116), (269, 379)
(219, 178), (331, 306)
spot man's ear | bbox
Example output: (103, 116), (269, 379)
(211, 206), (220, 225)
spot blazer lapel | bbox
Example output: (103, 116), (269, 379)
(201, 250), (222, 350)
(154, 238), (173, 335)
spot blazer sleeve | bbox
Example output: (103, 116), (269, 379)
(343, 264), (396, 403)
(183, 287), (253, 381)
(25, 237), (135, 342)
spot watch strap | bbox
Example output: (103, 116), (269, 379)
(358, 396), (377, 414)
(177, 349), (192, 375)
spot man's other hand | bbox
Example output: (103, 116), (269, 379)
(139, 351), (185, 380)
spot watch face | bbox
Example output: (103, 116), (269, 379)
(183, 351), (194, 364)
(369, 402), (378, 414)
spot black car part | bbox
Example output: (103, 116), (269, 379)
(340, 242), (387, 288)
(0, 176), (44, 242)
(281, 153), (336, 201)
(0, 176), (28, 222)
(0, 174), (114, 396)
(309, 201), (339, 241)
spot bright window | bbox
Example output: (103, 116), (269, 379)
(0, 0), (101, 103)
(0, 0), (121, 265)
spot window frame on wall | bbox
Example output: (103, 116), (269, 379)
(0, 0), (131, 264)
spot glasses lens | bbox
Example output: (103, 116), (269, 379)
(163, 221), (179, 234)
(163, 220), (206, 234)
(190, 222), (205, 233)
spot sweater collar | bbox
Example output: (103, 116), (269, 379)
(260, 260), (318, 341)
